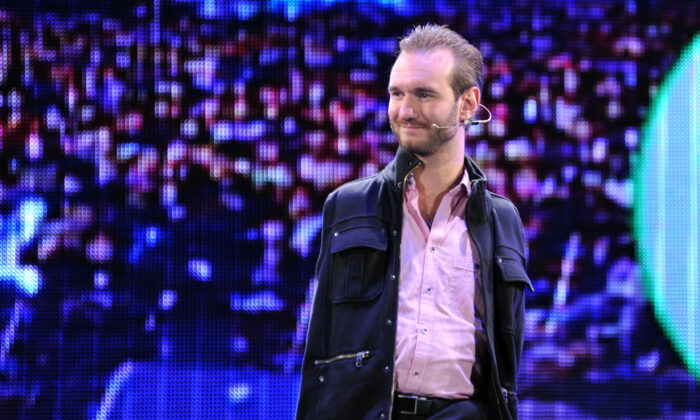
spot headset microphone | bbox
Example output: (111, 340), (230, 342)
(432, 122), (460, 129)
(432, 103), (492, 129)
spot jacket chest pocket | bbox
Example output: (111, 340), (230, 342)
(329, 226), (388, 304)
(494, 247), (533, 334)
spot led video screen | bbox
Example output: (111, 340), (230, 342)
(0, 0), (698, 418)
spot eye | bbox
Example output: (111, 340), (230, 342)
(390, 91), (403, 98)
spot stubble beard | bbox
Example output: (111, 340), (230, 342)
(390, 106), (460, 157)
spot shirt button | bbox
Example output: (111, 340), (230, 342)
(380, 413), (386, 419)
(497, 257), (503, 263)
(392, 229), (398, 236)
(422, 327), (428, 334)
(319, 375), (325, 383)
(384, 365), (391, 373)
(413, 371), (420, 376)
(386, 319), (392, 326)
(391, 274), (396, 280)
(430, 246), (436, 253)
(333, 232), (338, 237)
(425, 287), (432, 294)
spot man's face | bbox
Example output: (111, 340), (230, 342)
(388, 48), (461, 157)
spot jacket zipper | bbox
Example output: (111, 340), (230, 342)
(401, 161), (421, 187)
(314, 350), (371, 368)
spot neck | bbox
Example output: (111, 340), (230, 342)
(412, 135), (465, 196)
(410, 134), (465, 224)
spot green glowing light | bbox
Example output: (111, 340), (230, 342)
(634, 32), (700, 381)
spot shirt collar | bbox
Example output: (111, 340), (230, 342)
(406, 168), (471, 197)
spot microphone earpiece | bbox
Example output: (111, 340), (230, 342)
(431, 104), (492, 129)
(467, 103), (492, 125)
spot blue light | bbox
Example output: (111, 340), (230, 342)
(259, 47), (281, 66)
(240, 66), (254, 80)
(291, 215), (323, 258)
(18, 267), (40, 295)
(524, 98), (537, 123)
(562, 165), (577, 183)
(19, 199), (46, 243)
(283, 117), (297, 135)
(246, 229), (259, 241)
(94, 270), (109, 289)
(159, 290), (177, 310)
(361, 45), (378, 67)
(0, 199), (45, 295)
(211, 121), (234, 143)
(200, 0), (219, 18)
(236, 2), (260, 20)
(128, 243), (143, 264)
(188, 258), (212, 281)
(117, 143), (140, 161)
(228, 383), (251, 403)
(231, 336), (249, 353)
(146, 226), (159, 247)
(285, 3), (300, 21)
(622, 61), (637, 87)
(230, 291), (284, 312)
(234, 121), (268, 142)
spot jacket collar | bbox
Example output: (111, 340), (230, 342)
(385, 145), (488, 190)
(383, 146), (490, 226)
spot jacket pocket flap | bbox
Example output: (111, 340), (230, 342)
(495, 257), (534, 292)
(330, 227), (387, 253)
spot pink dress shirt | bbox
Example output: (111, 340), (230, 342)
(394, 168), (483, 399)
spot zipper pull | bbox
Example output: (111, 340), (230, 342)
(355, 351), (370, 368)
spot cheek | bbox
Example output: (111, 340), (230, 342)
(387, 104), (398, 119)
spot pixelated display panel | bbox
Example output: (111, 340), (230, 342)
(0, 0), (698, 419)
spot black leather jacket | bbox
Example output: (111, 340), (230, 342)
(297, 147), (532, 420)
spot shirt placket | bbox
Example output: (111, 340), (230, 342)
(404, 189), (455, 393)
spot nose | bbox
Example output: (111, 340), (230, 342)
(396, 97), (417, 121)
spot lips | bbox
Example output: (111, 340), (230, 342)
(389, 122), (429, 134)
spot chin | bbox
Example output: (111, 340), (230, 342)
(399, 139), (436, 157)
(397, 136), (422, 150)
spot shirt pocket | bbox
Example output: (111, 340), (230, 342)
(329, 226), (388, 304)
(447, 254), (476, 311)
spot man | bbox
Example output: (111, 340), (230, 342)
(297, 24), (532, 420)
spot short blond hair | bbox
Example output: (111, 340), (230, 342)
(398, 24), (483, 98)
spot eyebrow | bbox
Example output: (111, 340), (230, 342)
(387, 86), (439, 95)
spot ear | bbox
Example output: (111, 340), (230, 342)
(458, 86), (480, 123)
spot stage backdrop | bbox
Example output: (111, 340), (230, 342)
(0, 0), (698, 418)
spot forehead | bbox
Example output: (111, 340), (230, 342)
(388, 49), (454, 91)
